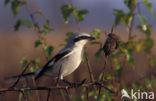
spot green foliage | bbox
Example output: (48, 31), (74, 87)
(113, 59), (122, 77)
(18, 92), (23, 101)
(11, 0), (23, 16)
(20, 57), (28, 69)
(36, 10), (47, 20)
(4, 0), (11, 6)
(144, 37), (154, 52)
(145, 78), (152, 89)
(113, 9), (125, 26)
(132, 82), (143, 90)
(124, 0), (136, 12)
(35, 40), (42, 48)
(92, 28), (101, 39)
(137, 15), (152, 37)
(147, 56), (156, 66)
(43, 46), (54, 58)
(30, 58), (40, 72)
(113, 9), (132, 27)
(4, 0), (156, 100)
(119, 41), (135, 68)
(73, 8), (88, 22)
(14, 18), (32, 31)
(75, 95), (85, 101)
(61, 5), (73, 24)
(142, 0), (153, 16)
(42, 19), (52, 34)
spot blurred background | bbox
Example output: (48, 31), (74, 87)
(0, 0), (156, 100)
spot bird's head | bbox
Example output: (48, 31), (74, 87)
(66, 32), (95, 48)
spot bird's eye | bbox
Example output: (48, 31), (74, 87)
(74, 36), (87, 42)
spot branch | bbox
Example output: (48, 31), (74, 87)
(0, 81), (114, 94)
(10, 62), (32, 88)
(22, 0), (49, 60)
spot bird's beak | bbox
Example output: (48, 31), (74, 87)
(88, 36), (95, 41)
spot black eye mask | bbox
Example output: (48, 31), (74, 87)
(74, 36), (95, 42)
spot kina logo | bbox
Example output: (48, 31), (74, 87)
(121, 89), (154, 100)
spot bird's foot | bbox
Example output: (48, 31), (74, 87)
(63, 79), (86, 87)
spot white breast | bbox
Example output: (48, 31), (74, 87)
(60, 47), (84, 78)
(45, 47), (84, 80)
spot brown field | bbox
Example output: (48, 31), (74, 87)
(0, 30), (156, 101)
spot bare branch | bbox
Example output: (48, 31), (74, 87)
(0, 81), (114, 94)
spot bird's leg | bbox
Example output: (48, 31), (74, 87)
(63, 79), (86, 87)
(55, 65), (62, 86)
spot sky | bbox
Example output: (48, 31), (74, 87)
(0, 0), (156, 32)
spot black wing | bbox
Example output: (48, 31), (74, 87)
(35, 49), (71, 80)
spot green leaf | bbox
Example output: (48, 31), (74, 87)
(113, 9), (132, 27)
(142, 0), (153, 16)
(124, 0), (136, 12)
(145, 78), (152, 89)
(42, 19), (52, 34)
(36, 10), (46, 19)
(4, 0), (11, 6)
(132, 82), (142, 90)
(138, 15), (152, 36)
(136, 40), (145, 52)
(61, 5), (73, 24)
(14, 18), (32, 31)
(11, 0), (23, 16)
(113, 59), (122, 77)
(138, 15), (147, 25)
(92, 28), (101, 39)
(35, 40), (42, 48)
(144, 38), (153, 52)
(98, 72), (103, 81)
(30, 58), (40, 72)
(73, 8), (88, 22)
(20, 57), (28, 69)
(137, 24), (151, 37)
(119, 42), (135, 68)
(113, 9), (125, 26)
(147, 56), (156, 66)
(18, 92), (23, 101)
(43, 46), (54, 58)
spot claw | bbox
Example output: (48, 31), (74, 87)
(63, 79), (86, 87)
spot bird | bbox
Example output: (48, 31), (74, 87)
(102, 33), (120, 57)
(6, 32), (95, 82)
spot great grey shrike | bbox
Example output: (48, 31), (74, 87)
(7, 32), (95, 81)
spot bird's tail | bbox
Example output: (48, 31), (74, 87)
(5, 70), (41, 82)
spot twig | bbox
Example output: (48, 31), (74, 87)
(69, 0), (95, 87)
(64, 88), (71, 101)
(21, 91), (28, 101)
(32, 76), (40, 101)
(10, 62), (32, 88)
(86, 87), (89, 101)
(47, 89), (51, 101)
(84, 50), (95, 82)
(111, 25), (114, 33)
(69, 0), (80, 32)
(0, 81), (115, 94)
(128, 16), (135, 40)
(22, 0), (49, 60)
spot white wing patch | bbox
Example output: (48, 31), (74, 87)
(47, 58), (55, 67)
